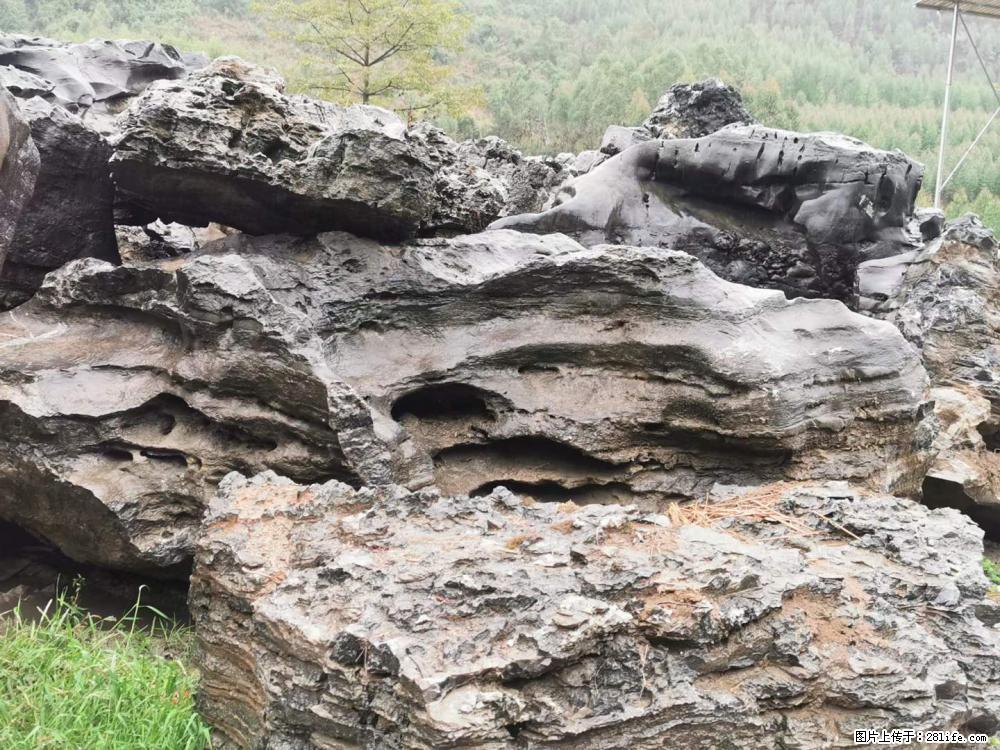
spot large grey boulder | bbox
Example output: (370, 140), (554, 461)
(0, 88), (40, 280)
(190, 473), (1000, 748)
(0, 230), (926, 573)
(0, 34), (195, 136)
(110, 57), (508, 240)
(861, 215), (1000, 533)
(0, 97), (119, 309)
(493, 126), (923, 302)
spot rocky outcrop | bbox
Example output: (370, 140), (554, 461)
(0, 34), (196, 136)
(0, 230), (926, 573)
(0, 97), (118, 309)
(110, 57), (511, 240)
(861, 216), (1000, 533)
(456, 136), (570, 216)
(0, 88), (40, 280)
(643, 78), (756, 139)
(190, 473), (1000, 749)
(494, 126), (923, 302)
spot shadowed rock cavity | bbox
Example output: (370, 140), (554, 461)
(493, 126), (922, 303)
(0, 229), (928, 572)
(189, 474), (1000, 748)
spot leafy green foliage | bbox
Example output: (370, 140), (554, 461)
(985, 558), (1000, 588)
(252, 0), (475, 114)
(0, 589), (209, 750)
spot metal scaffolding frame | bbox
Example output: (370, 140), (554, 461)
(916, 0), (1000, 208)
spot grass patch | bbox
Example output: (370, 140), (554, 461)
(0, 585), (210, 749)
(985, 558), (1000, 588)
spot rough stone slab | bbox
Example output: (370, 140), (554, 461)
(0, 230), (927, 573)
(0, 88), (40, 283)
(110, 57), (509, 241)
(493, 126), (923, 302)
(190, 474), (1000, 748)
(0, 97), (118, 309)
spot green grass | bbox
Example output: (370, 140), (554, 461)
(0, 586), (210, 749)
(985, 558), (1000, 588)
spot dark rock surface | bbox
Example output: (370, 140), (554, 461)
(111, 57), (510, 240)
(0, 230), (926, 573)
(0, 35), (194, 136)
(861, 216), (1000, 533)
(0, 88), (40, 282)
(494, 126), (923, 302)
(190, 473), (1000, 749)
(0, 97), (118, 309)
(643, 78), (756, 139)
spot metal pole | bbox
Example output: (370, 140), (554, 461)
(934, 1), (960, 209)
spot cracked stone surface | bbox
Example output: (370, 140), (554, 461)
(0, 97), (119, 309)
(0, 34), (197, 136)
(110, 57), (520, 240)
(493, 125), (922, 303)
(0, 229), (926, 573)
(190, 474), (1000, 749)
(861, 215), (1000, 533)
(0, 87), (40, 287)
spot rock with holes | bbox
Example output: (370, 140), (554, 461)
(0, 97), (119, 309)
(861, 215), (1000, 533)
(190, 474), (1000, 748)
(492, 125), (923, 302)
(0, 88), (40, 282)
(0, 34), (196, 137)
(642, 78), (756, 139)
(0, 229), (927, 573)
(110, 57), (508, 240)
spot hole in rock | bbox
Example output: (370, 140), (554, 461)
(0, 520), (190, 628)
(391, 383), (496, 422)
(977, 422), (1000, 452)
(96, 444), (135, 462)
(471, 479), (633, 505)
(433, 436), (623, 498)
(922, 477), (1000, 540)
(139, 448), (189, 467)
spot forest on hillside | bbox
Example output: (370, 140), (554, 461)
(1, 0), (998, 226)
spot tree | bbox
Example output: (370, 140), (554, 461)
(255, 0), (472, 114)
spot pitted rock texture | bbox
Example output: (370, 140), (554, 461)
(0, 230), (926, 572)
(0, 88), (40, 278)
(456, 135), (570, 216)
(0, 97), (118, 309)
(861, 216), (1000, 533)
(642, 78), (756, 139)
(190, 473), (1000, 749)
(0, 34), (194, 136)
(493, 125), (922, 302)
(110, 57), (509, 240)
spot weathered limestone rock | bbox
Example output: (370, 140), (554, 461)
(0, 88), (40, 280)
(494, 126), (923, 302)
(110, 57), (507, 240)
(0, 34), (194, 136)
(456, 135), (569, 216)
(643, 78), (756, 139)
(115, 220), (232, 263)
(0, 97), (118, 309)
(0, 230), (926, 572)
(190, 474), (1000, 749)
(861, 215), (1000, 532)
